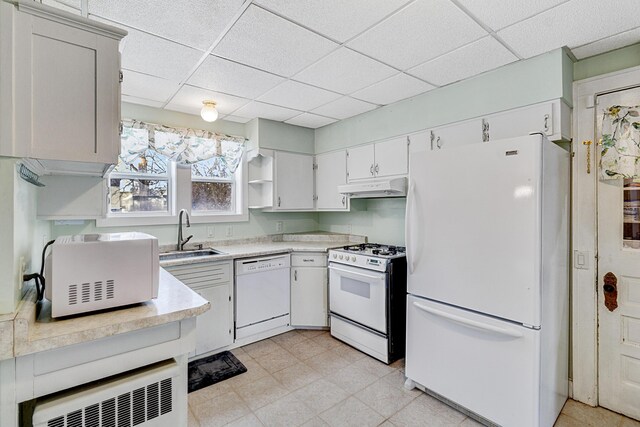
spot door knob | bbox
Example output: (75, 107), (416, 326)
(603, 272), (618, 312)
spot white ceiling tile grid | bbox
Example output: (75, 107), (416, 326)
(222, 115), (253, 124)
(213, 5), (338, 77)
(455, 0), (570, 32)
(187, 55), (285, 100)
(121, 70), (180, 103)
(165, 85), (250, 116)
(347, 0), (487, 70)
(293, 47), (398, 95)
(312, 97), (378, 120)
(408, 36), (518, 87)
(119, 28), (204, 82)
(257, 80), (342, 111)
(253, 0), (412, 43)
(285, 113), (337, 129)
(351, 73), (435, 105)
(497, 0), (640, 58)
(571, 27), (640, 60)
(88, 0), (245, 51)
(232, 101), (302, 122)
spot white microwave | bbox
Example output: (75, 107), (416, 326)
(44, 232), (159, 318)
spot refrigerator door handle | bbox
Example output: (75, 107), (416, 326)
(412, 301), (524, 338)
(405, 180), (416, 274)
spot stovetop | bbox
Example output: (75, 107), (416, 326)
(338, 243), (406, 258)
(329, 243), (405, 271)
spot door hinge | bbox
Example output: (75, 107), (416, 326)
(313, 195), (318, 201)
(119, 70), (123, 83)
(228, 295), (231, 302)
(313, 163), (318, 170)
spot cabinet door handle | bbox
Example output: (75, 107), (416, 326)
(544, 114), (550, 132)
(294, 270), (298, 281)
(342, 195), (346, 206)
(375, 164), (379, 175)
(278, 196), (281, 207)
(370, 164), (374, 175)
(436, 136), (442, 149)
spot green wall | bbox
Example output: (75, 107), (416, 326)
(573, 43), (640, 81)
(315, 49), (572, 153)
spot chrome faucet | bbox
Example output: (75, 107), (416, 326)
(177, 209), (193, 251)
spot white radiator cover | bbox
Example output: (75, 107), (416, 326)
(33, 360), (181, 427)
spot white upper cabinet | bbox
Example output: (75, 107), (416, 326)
(426, 99), (571, 152)
(315, 150), (349, 211)
(347, 136), (409, 182)
(0, 1), (125, 174)
(274, 151), (315, 210)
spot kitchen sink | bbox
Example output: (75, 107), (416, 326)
(159, 248), (226, 261)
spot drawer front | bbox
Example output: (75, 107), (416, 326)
(291, 253), (327, 267)
(405, 295), (540, 427)
(165, 262), (231, 288)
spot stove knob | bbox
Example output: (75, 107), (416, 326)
(332, 253), (337, 259)
(351, 256), (356, 262)
(339, 254), (344, 260)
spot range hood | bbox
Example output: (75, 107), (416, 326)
(338, 177), (407, 198)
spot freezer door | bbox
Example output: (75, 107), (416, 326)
(406, 134), (543, 326)
(405, 295), (541, 427)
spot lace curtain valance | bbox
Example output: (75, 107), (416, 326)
(600, 105), (640, 180)
(119, 119), (247, 172)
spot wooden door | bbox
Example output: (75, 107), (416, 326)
(597, 86), (640, 420)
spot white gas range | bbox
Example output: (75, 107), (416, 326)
(328, 243), (407, 364)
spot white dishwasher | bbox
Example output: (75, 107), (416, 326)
(235, 254), (291, 340)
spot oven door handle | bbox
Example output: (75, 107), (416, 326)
(413, 302), (524, 338)
(328, 265), (386, 281)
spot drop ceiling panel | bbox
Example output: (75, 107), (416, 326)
(285, 113), (337, 129)
(571, 27), (640, 60)
(222, 115), (252, 124)
(408, 36), (518, 87)
(253, 0), (411, 43)
(88, 0), (244, 50)
(311, 97), (377, 120)
(166, 85), (250, 116)
(497, 0), (640, 58)
(213, 5), (338, 77)
(258, 80), (341, 111)
(187, 55), (285, 99)
(351, 73), (435, 105)
(120, 28), (203, 82)
(347, 0), (487, 70)
(232, 101), (302, 122)
(456, 0), (569, 31)
(293, 48), (397, 95)
(121, 95), (164, 109)
(121, 70), (179, 103)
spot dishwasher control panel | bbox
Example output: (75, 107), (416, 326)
(235, 254), (291, 275)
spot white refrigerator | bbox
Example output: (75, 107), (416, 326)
(404, 134), (569, 427)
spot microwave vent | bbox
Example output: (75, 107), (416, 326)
(42, 376), (173, 427)
(67, 280), (115, 306)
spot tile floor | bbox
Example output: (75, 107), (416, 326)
(187, 330), (640, 427)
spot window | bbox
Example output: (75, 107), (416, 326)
(101, 120), (247, 226)
(109, 128), (171, 215)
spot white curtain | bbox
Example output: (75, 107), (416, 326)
(119, 119), (247, 172)
(600, 105), (640, 180)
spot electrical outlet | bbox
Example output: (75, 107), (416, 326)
(207, 226), (215, 238)
(225, 226), (233, 237)
(18, 257), (26, 292)
(276, 221), (283, 232)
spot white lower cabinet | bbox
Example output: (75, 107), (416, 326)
(164, 262), (233, 357)
(290, 253), (328, 327)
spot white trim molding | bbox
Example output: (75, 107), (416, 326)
(572, 65), (640, 406)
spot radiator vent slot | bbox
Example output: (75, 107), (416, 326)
(81, 283), (90, 303)
(94, 282), (103, 301)
(37, 376), (175, 427)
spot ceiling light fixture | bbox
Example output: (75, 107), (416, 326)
(200, 100), (218, 122)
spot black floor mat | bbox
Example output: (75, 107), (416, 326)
(188, 351), (247, 393)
